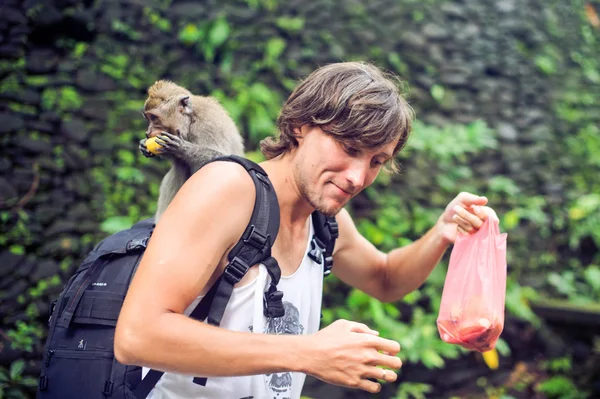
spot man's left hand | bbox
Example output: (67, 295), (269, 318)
(437, 192), (491, 244)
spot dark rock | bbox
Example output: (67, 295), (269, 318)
(39, 236), (80, 257)
(440, 3), (468, 20)
(422, 23), (448, 40)
(34, 204), (64, 225)
(60, 118), (89, 143)
(12, 167), (35, 192)
(66, 202), (92, 220)
(29, 3), (62, 26)
(65, 173), (92, 196)
(30, 259), (59, 281)
(0, 177), (18, 206)
(0, 112), (25, 133)
(18, 137), (53, 154)
(0, 275), (17, 291)
(26, 48), (59, 74)
(440, 64), (473, 86)
(496, 0), (517, 13)
(89, 133), (117, 152)
(26, 119), (55, 133)
(0, 44), (23, 58)
(76, 220), (100, 234)
(496, 122), (518, 141)
(0, 157), (10, 173)
(44, 220), (78, 237)
(63, 145), (90, 170)
(75, 69), (117, 92)
(4, 88), (42, 106)
(0, 279), (28, 301)
(0, 251), (23, 279)
(14, 257), (35, 278)
(4, 312), (28, 325)
(40, 111), (61, 124)
(169, 2), (207, 19)
(80, 98), (111, 121)
(3, 7), (27, 25)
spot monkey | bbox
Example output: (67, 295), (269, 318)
(139, 80), (244, 221)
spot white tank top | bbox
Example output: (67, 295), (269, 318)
(144, 218), (324, 399)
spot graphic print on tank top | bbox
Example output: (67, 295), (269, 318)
(247, 301), (304, 399)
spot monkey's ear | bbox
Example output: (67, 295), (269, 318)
(179, 95), (193, 115)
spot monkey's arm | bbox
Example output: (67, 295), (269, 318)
(156, 132), (225, 173)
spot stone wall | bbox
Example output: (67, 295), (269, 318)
(0, 0), (597, 397)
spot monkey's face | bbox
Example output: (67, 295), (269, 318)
(143, 94), (193, 140)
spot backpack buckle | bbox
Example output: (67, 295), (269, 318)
(264, 288), (285, 318)
(307, 236), (325, 264)
(327, 220), (339, 239)
(323, 256), (334, 276)
(244, 226), (268, 250)
(224, 257), (249, 284)
(126, 237), (149, 252)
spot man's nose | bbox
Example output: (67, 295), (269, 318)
(344, 160), (368, 190)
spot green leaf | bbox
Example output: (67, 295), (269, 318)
(178, 24), (202, 46)
(9, 360), (24, 381)
(584, 265), (600, 292)
(430, 85), (445, 102)
(100, 216), (133, 234)
(420, 349), (445, 368)
(265, 38), (286, 62)
(275, 17), (304, 32)
(208, 17), (230, 48)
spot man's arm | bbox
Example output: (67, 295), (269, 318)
(114, 162), (402, 393)
(332, 192), (489, 303)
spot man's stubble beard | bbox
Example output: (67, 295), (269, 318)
(294, 163), (345, 218)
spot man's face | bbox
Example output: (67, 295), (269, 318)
(292, 125), (397, 216)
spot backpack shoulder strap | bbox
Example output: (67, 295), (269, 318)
(196, 155), (281, 325)
(309, 211), (339, 276)
(134, 155), (282, 396)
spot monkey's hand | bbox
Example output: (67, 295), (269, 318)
(139, 138), (155, 158)
(155, 132), (185, 157)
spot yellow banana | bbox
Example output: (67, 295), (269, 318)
(482, 348), (499, 370)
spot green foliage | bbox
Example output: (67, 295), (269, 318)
(393, 382), (432, 399)
(144, 7), (171, 32)
(0, 360), (38, 399)
(535, 376), (588, 399)
(179, 16), (231, 63)
(112, 20), (141, 40)
(41, 87), (82, 112)
(6, 321), (44, 352)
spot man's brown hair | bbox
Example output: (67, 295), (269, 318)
(260, 62), (414, 172)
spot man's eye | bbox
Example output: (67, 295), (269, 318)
(344, 145), (360, 156)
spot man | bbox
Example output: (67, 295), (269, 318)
(115, 62), (491, 398)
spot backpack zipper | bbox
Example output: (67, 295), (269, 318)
(44, 348), (113, 367)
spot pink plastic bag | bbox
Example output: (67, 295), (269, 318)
(437, 210), (508, 352)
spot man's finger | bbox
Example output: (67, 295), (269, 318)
(370, 352), (403, 370)
(350, 322), (379, 336)
(357, 379), (381, 394)
(459, 192), (488, 207)
(365, 367), (398, 383)
(369, 335), (401, 355)
(453, 206), (484, 229)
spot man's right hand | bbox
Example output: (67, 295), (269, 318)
(299, 319), (402, 393)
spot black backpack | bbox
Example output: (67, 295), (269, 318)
(37, 155), (339, 399)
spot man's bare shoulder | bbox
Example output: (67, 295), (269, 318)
(173, 160), (256, 210)
(156, 160), (257, 245)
